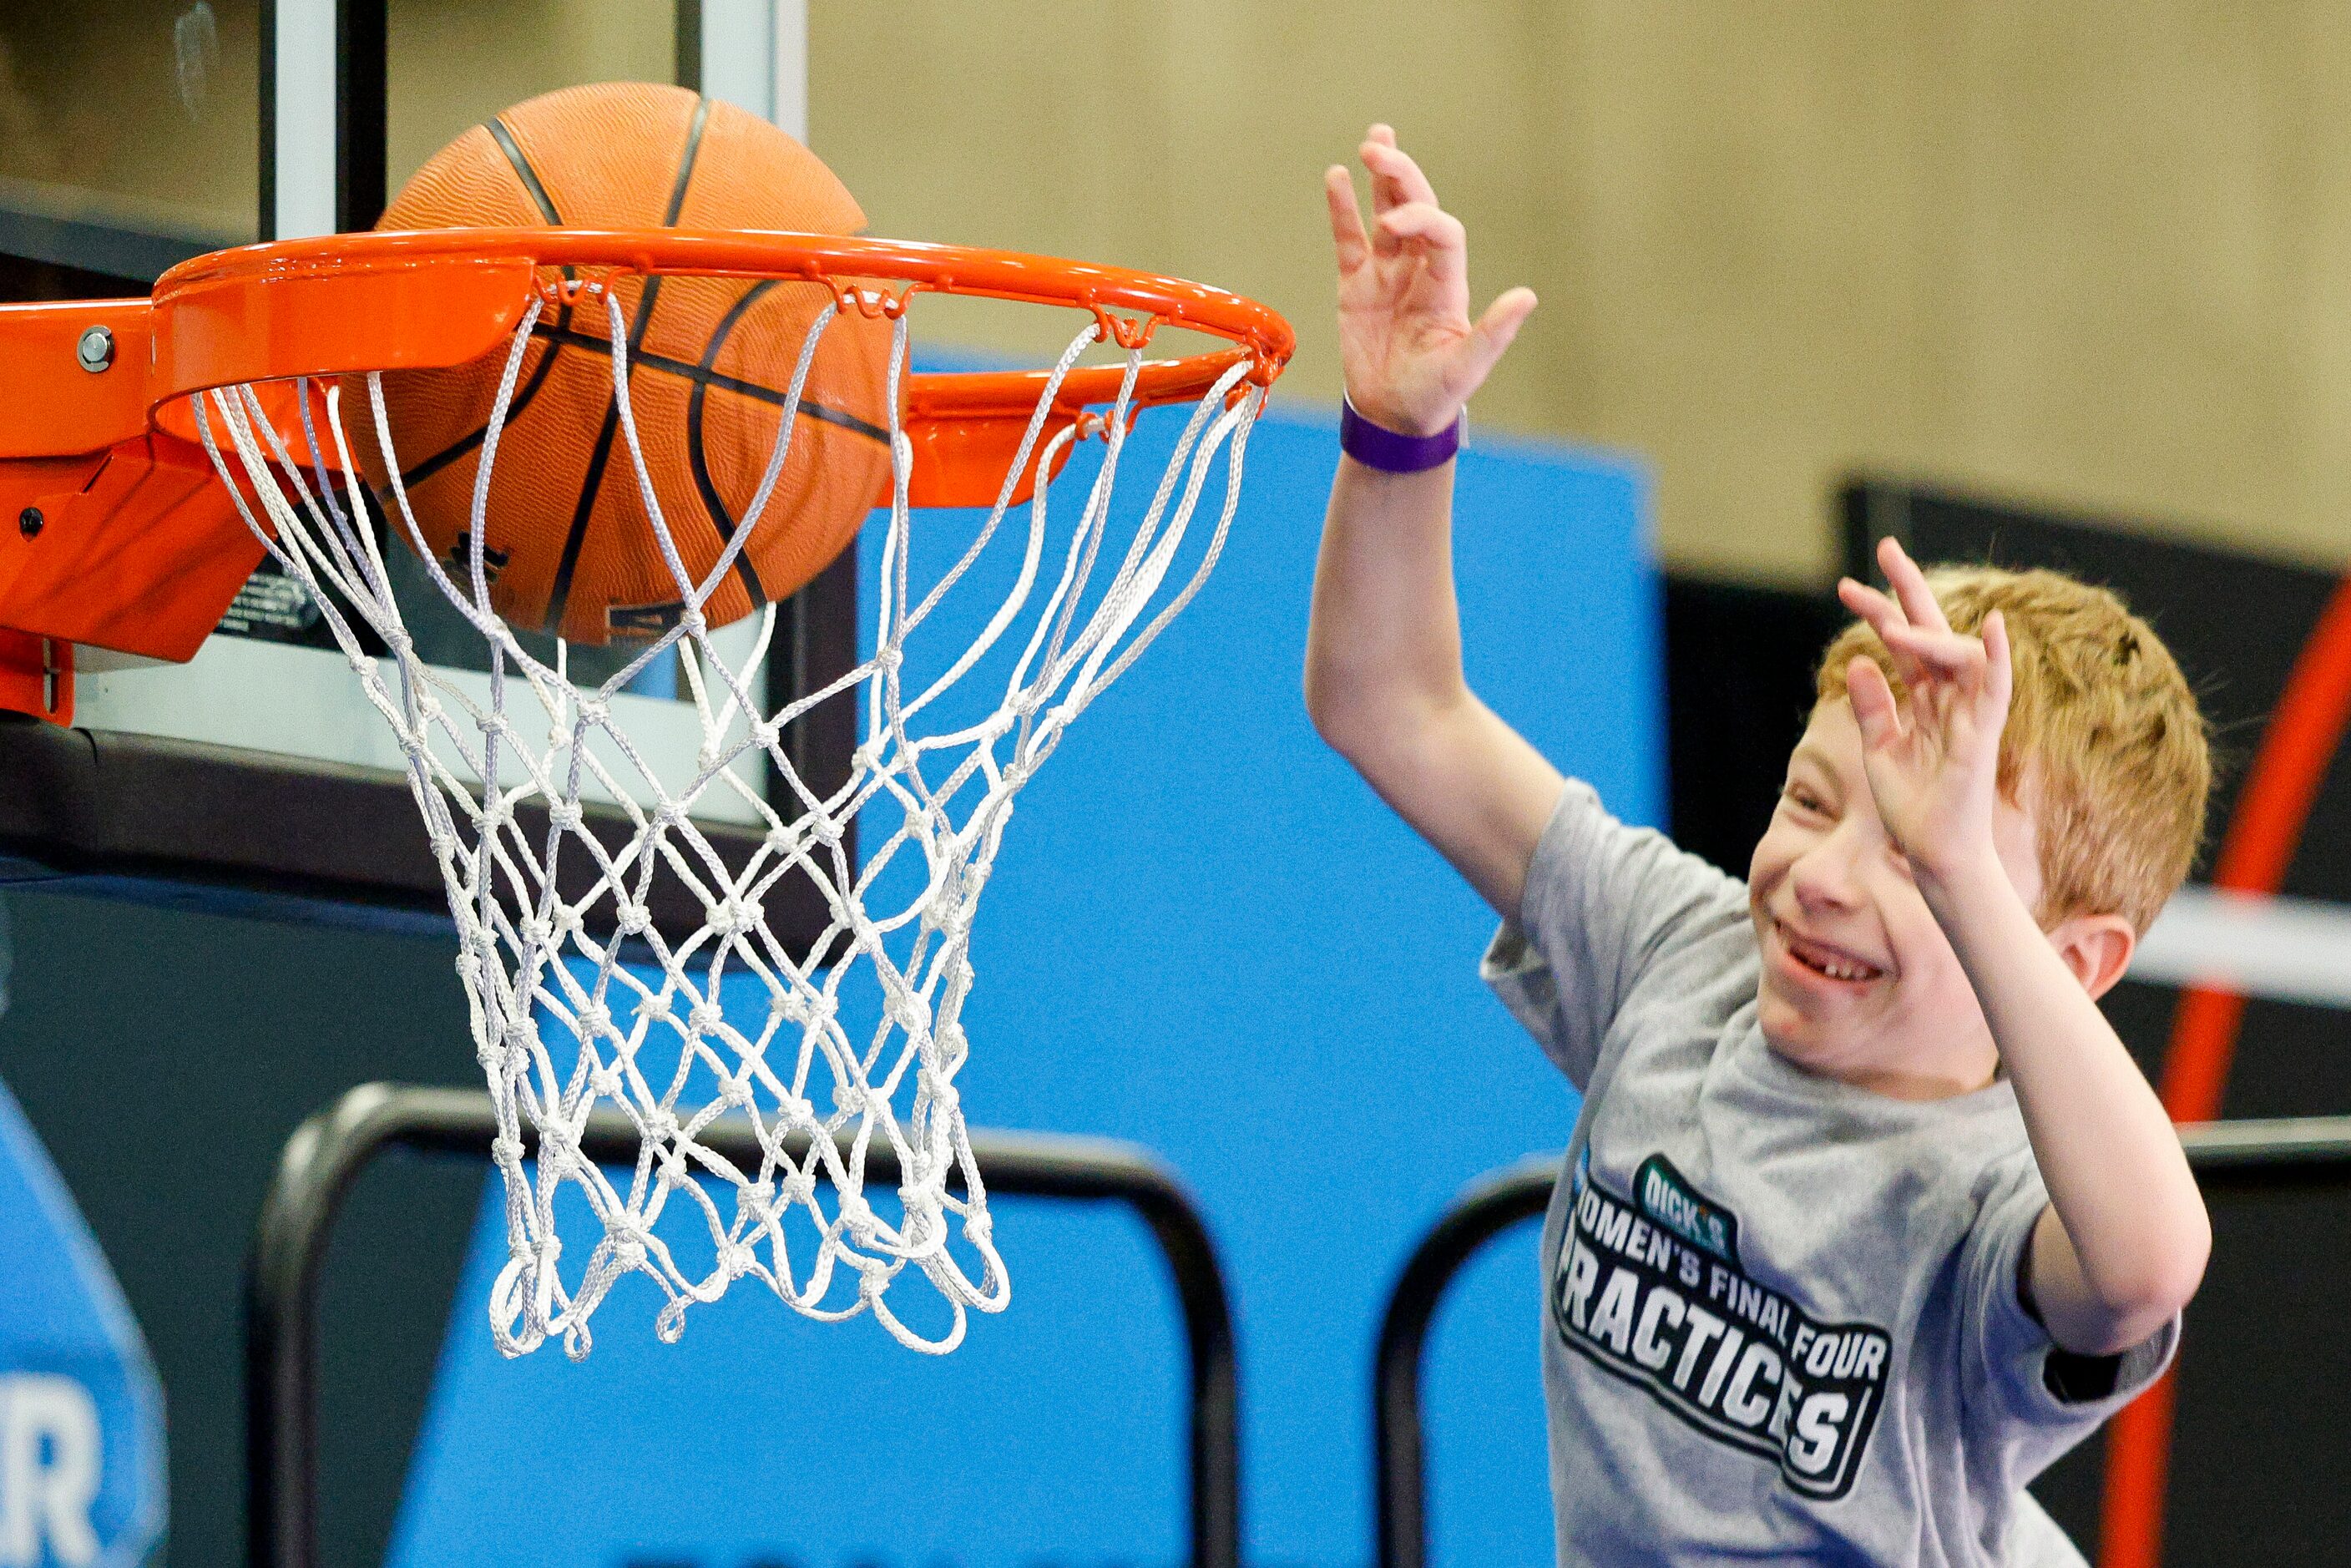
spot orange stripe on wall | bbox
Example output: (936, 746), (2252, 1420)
(2100, 571), (2351, 1568)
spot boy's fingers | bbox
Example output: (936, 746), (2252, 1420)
(1377, 202), (1468, 283)
(1981, 609), (2015, 714)
(1879, 620), (1983, 679)
(1838, 575), (1908, 632)
(1324, 164), (1371, 272)
(1845, 658), (1903, 749)
(1463, 286), (1538, 364)
(1876, 536), (1950, 634)
(1361, 137), (1441, 213)
(1361, 141), (1409, 219)
(1838, 580), (1922, 685)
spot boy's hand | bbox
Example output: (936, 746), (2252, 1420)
(1323, 125), (1537, 437)
(1835, 537), (2014, 886)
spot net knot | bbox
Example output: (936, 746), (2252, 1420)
(678, 607), (708, 638)
(575, 695), (611, 726)
(705, 896), (758, 938)
(685, 1002), (725, 1038)
(615, 901), (651, 937)
(547, 800), (584, 833)
(536, 1120), (580, 1173)
(576, 1000), (613, 1037)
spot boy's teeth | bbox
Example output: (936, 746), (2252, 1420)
(1784, 924), (1872, 980)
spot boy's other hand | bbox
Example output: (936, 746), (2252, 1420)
(1835, 537), (2014, 887)
(1323, 125), (1537, 438)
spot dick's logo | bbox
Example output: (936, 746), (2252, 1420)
(1553, 1156), (1890, 1500)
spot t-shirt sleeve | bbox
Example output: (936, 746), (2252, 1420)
(1956, 1162), (2178, 1470)
(1478, 780), (1747, 1090)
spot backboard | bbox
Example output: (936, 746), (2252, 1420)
(0, 0), (850, 948)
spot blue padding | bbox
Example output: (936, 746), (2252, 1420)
(392, 395), (1656, 1568)
(0, 1076), (165, 1568)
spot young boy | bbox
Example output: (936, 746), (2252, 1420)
(1311, 127), (2213, 1564)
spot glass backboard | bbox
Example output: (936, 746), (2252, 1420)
(0, 0), (844, 948)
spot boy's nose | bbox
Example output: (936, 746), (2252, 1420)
(1790, 837), (1865, 913)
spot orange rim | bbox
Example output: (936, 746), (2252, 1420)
(149, 226), (1295, 417)
(0, 228), (1292, 688)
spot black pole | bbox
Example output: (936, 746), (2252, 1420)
(1371, 1115), (2351, 1568)
(248, 1084), (1239, 1568)
(1373, 1157), (1554, 1568)
(336, 0), (388, 233)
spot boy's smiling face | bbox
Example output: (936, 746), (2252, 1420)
(1746, 698), (2045, 1100)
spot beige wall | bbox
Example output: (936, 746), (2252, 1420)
(814, 0), (2351, 584)
(388, 0), (671, 188)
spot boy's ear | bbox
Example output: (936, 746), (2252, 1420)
(2046, 912), (2137, 1000)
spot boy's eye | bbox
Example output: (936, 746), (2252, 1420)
(1782, 784), (1828, 816)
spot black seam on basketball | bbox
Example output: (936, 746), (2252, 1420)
(544, 409), (626, 634)
(529, 321), (890, 445)
(542, 99), (702, 635)
(669, 95), (766, 611)
(391, 120), (581, 491)
(688, 280), (780, 609)
(665, 97), (710, 225)
(486, 117), (564, 224)
(393, 324), (570, 490)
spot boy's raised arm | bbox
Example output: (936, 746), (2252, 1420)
(1305, 127), (1561, 919)
(1838, 540), (2212, 1355)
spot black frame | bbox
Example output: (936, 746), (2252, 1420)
(246, 1084), (1240, 1568)
(1371, 1116), (2351, 1568)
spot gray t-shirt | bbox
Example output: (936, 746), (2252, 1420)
(1482, 782), (2174, 1566)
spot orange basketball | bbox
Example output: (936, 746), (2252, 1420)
(351, 81), (892, 645)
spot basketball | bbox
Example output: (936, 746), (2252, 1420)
(351, 81), (893, 645)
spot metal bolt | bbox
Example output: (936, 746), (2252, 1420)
(18, 507), (42, 539)
(76, 325), (114, 373)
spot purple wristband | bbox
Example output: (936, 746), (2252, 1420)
(1340, 396), (1463, 473)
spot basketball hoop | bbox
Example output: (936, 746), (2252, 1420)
(3, 227), (1292, 1355)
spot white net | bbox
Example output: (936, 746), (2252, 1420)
(189, 277), (1264, 1356)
